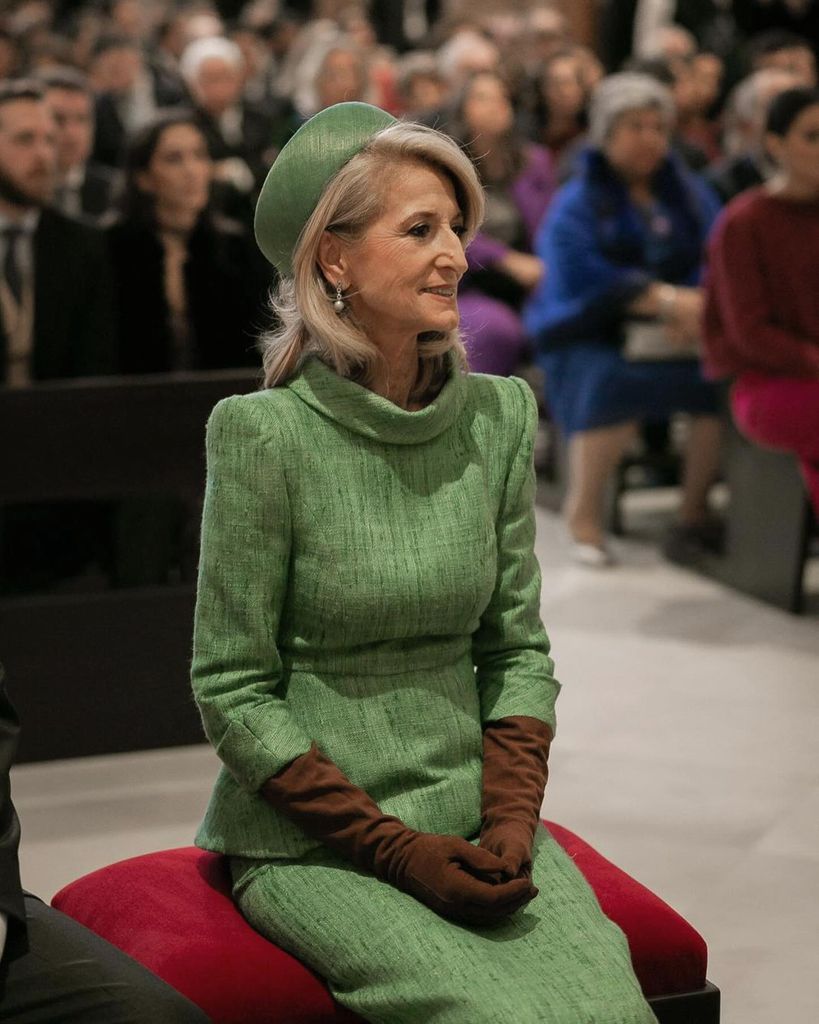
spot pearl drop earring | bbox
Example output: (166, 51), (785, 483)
(333, 282), (346, 314)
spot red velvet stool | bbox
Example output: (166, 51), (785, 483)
(51, 821), (720, 1024)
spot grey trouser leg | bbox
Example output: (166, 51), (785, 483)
(0, 896), (210, 1023)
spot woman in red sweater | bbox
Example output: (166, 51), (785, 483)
(703, 87), (819, 518)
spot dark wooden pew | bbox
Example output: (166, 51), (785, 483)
(700, 420), (814, 615)
(0, 371), (259, 763)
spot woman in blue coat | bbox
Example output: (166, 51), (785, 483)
(525, 73), (723, 565)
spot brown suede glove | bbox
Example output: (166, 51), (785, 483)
(478, 715), (553, 881)
(261, 744), (537, 925)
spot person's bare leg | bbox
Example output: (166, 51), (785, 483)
(564, 422), (638, 546)
(679, 415), (722, 525)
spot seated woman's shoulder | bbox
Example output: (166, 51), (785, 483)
(714, 186), (779, 239)
(723, 185), (775, 220)
(208, 386), (302, 443)
(465, 372), (537, 431)
(547, 175), (589, 216)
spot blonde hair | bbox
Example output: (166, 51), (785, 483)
(259, 120), (485, 402)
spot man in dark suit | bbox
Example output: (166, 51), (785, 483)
(40, 67), (122, 225)
(0, 79), (115, 385)
(0, 663), (210, 1021)
(0, 80), (117, 593)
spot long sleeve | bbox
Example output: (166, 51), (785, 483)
(0, 664), (27, 960)
(191, 396), (312, 793)
(472, 380), (560, 733)
(703, 205), (819, 379)
(524, 184), (652, 348)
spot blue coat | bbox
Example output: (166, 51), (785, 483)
(523, 148), (721, 353)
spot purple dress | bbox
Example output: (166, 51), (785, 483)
(460, 145), (555, 376)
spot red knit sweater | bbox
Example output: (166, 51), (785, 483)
(702, 186), (819, 379)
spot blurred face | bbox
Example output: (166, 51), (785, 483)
(0, 99), (57, 208)
(575, 47), (604, 92)
(0, 38), (18, 78)
(658, 26), (697, 62)
(269, 19), (299, 58)
(759, 47), (817, 88)
(671, 62), (699, 117)
(542, 56), (585, 118)
(317, 50), (364, 108)
(527, 10), (568, 63)
(184, 13), (225, 43)
(343, 15), (376, 50)
(454, 38), (500, 81)
(158, 15), (188, 58)
(111, 0), (147, 39)
(333, 161), (469, 343)
(691, 53), (723, 113)
(766, 102), (819, 192)
(91, 45), (142, 94)
(231, 30), (263, 84)
(407, 73), (447, 113)
(462, 74), (513, 138)
(192, 57), (244, 116)
(604, 107), (670, 182)
(137, 123), (211, 215)
(45, 87), (93, 172)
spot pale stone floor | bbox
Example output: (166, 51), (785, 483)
(12, 496), (819, 1024)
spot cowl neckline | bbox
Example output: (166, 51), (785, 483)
(287, 352), (466, 445)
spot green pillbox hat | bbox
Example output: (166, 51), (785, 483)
(254, 101), (398, 277)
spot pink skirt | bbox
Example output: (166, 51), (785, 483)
(731, 372), (819, 519)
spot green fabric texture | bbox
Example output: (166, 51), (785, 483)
(231, 827), (657, 1024)
(254, 101), (397, 275)
(191, 356), (560, 859)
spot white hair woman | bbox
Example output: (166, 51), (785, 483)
(191, 101), (657, 1023)
(180, 35), (280, 199)
(291, 34), (372, 119)
(526, 73), (724, 566)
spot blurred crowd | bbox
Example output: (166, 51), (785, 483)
(1, 0), (818, 580)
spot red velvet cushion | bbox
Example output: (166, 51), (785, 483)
(51, 822), (707, 1023)
(53, 847), (358, 1024)
(542, 821), (707, 998)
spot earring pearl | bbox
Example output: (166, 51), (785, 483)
(333, 281), (346, 314)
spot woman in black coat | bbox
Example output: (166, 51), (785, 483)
(109, 109), (273, 374)
(108, 110), (274, 586)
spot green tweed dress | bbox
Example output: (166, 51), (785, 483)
(191, 355), (656, 1024)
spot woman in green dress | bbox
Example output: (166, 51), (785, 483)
(191, 101), (657, 1024)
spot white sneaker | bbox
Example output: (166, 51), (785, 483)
(570, 541), (616, 568)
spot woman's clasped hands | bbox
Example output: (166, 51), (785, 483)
(261, 743), (538, 928)
(377, 830), (538, 926)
